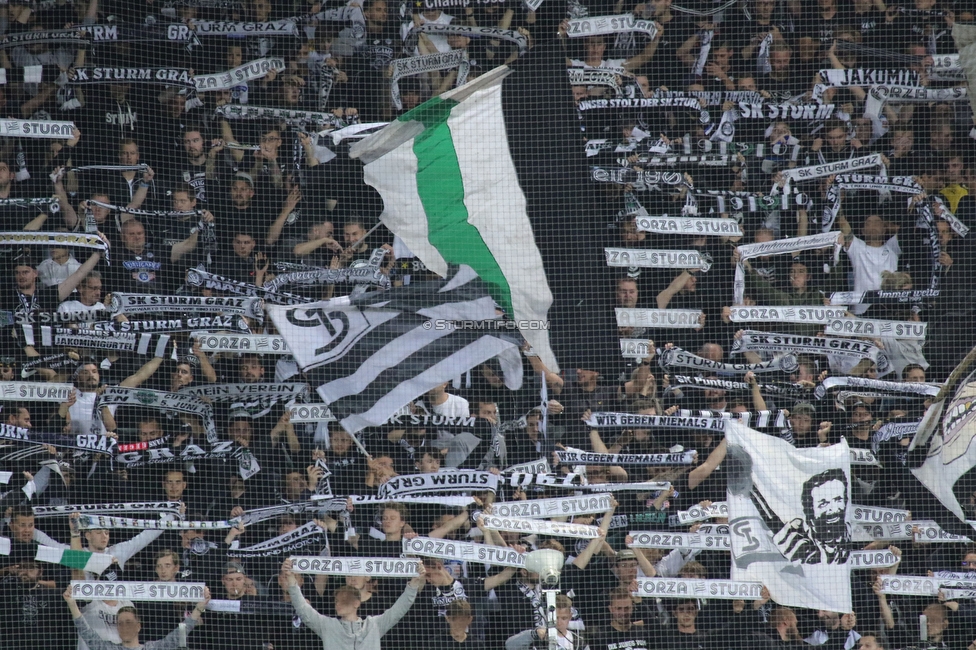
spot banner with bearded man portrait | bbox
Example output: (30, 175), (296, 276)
(726, 420), (853, 613)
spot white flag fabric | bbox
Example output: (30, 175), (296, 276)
(910, 374), (976, 525)
(349, 66), (558, 373)
(726, 420), (853, 612)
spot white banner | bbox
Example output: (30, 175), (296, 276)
(615, 308), (703, 329)
(0, 536), (8, 555)
(728, 306), (846, 324)
(677, 502), (728, 523)
(402, 536), (525, 568)
(629, 531), (731, 550)
(490, 494), (615, 518)
(480, 514), (601, 538)
(878, 575), (939, 596)
(585, 411), (727, 432)
(726, 420), (853, 613)
(605, 248), (709, 270)
(178, 382), (307, 401)
(850, 506), (910, 524)
(189, 20), (299, 36)
(287, 404), (336, 423)
(193, 57), (285, 91)
(620, 339), (654, 358)
(70, 581), (205, 601)
(507, 473), (670, 492)
(815, 376), (941, 400)
(390, 50), (469, 110)
(818, 68), (920, 87)
(501, 458), (551, 475)
(99, 386), (216, 442)
(555, 447), (696, 466)
(33, 502), (182, 517)
(567, 14), (658, 38)
(734, 231), (840, 306)
(289, 556), (420, 577)
(781, 153), (883, 183)
(935, 570), (976, 581)
(0, 381), (73, 401)
(635, 215), (743, 237)
(848, 549), (899, 569)
(634, 577), (764, 599)
(825, 318), (927, 340)
(850, 448), (881, 466)
(852, 521), (971, 543)
(312, 495), (476, 508)
(108, 294), (263, 319)
(192, 334), (290, 354)
(76, 515), (235, 530)
(376, 471), (498, 499)
(0, 119), (76, 138)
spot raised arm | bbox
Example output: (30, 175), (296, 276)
(127, 167), (154, 211)
(624, 23), (664, 72)
(657, 270), (693, 308)
(525, 348), (564, 393)
(267, 187), (301, 246)
(745, 372), (767, 411)
(626, 535), (658, 577)
(572, 499), (617, 570)
(687, 438), (727, 490)
(429, 509), (470, 539)
(119, 357), (163, 388)
(191, 340), (217, 383)
(375, 567), (426, 636)
(282, 558), (340, 637)
(58, 248), (104, 302)
(52, 169), (79, 229)
(485, 566), (517, 591)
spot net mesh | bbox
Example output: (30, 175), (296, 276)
(1, 1), (976, 649)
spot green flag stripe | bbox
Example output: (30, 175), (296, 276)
(59, 549), (95, 571)
(406, 98), (515, 316)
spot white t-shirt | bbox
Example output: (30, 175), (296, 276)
(59, 300), (105, 314)
(77, 599), (134, 650)
(432, 393), (470, 418)
(846, 236), (900, 314)
(402, 11), (454, 54)
(568, 58), (628, 72)
(37, 255), (80, 287)
(68, 390), (116, 436)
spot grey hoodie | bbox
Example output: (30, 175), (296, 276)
(288, 583), (419, 650)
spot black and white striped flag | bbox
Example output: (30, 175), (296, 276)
(268, 265), (523, 434)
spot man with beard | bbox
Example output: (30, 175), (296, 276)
(165, 126), (222, 204)
(749, 608), (807, 649)
(0, 561), (73, 650)
(1, 246), (105, 320)
(62, 362), (117, 437)
(772, 468), (851, 565)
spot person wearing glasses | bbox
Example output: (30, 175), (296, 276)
(58, 270), (105, 315)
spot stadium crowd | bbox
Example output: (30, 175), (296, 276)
(1, 0), (976, 649)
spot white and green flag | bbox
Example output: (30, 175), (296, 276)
(36, 546), (116, 575)
(350, 66), (559, 372)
